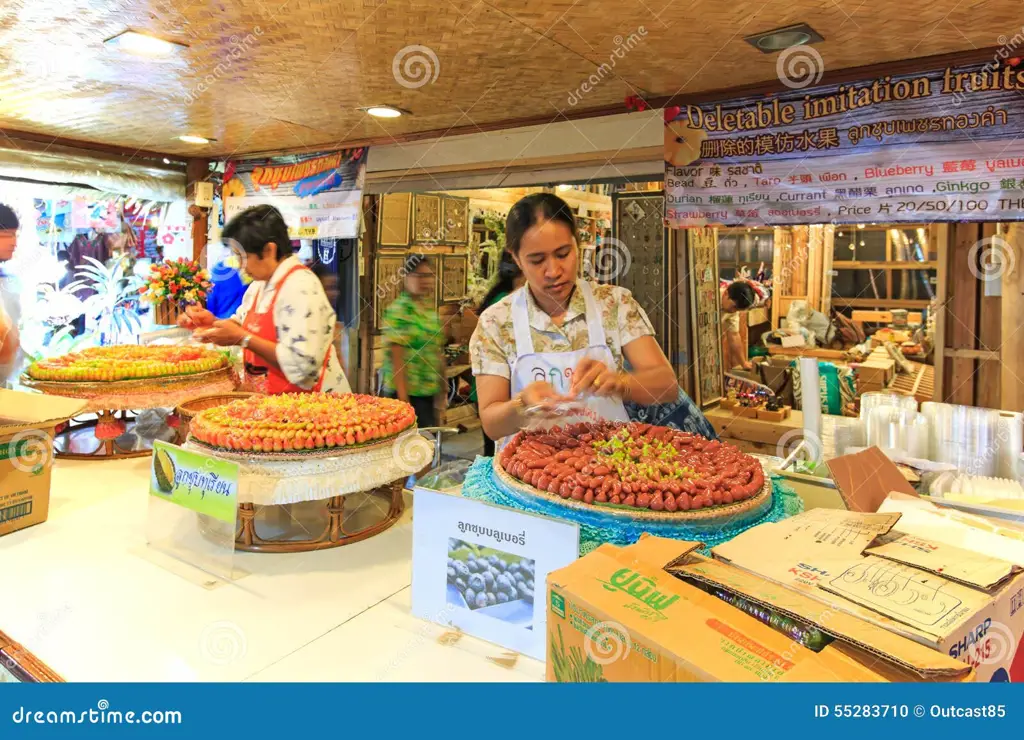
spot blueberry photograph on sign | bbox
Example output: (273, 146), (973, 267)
(446, 538), (535, 629)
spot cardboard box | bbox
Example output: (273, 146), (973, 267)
(713, 508), (1024, 682)
(754, 357), (794, 406)
(0, 390), (86, 537)
(546, 534), (972, 682)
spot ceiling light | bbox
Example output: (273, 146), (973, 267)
(744, 23), (823, 53)
(162, 157), (171, 164)
(105, 30), (187, 57)
(557, 184), (573, 191)
(178, 135), (213, 144)
(364, 106), (404, 118)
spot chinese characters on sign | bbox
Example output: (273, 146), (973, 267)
(665, 64), (1024, 226)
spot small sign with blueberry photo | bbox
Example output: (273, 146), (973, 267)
(411, 488), (579, 660)
(447, 539), (535, 628)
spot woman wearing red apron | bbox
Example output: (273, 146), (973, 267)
(180, 205), (351, 395)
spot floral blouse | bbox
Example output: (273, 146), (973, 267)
(470, 280), (655, 380)
(381, 291), (443, 397)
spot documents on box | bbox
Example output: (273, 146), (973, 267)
(546, 534), (972, 683)
(713, 508), (1024, 682)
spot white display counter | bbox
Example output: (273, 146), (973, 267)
(0, 457), (542, 682)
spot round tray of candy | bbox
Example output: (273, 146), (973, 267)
(495, 421), (770, 522)
(185, 392), (420, 461)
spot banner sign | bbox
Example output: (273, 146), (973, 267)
(665, 62), (1024, 226)
(224, 148), (365, 239)
(149, 440), (239, 524)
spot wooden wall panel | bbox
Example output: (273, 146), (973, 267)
(946, 223), (980, 405)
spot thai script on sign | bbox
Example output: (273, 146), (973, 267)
(456, 521), (526, 547)
(175, 468), (234, 498)
(599, 567), (679, 613)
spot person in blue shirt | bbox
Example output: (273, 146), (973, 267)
(205, 260), (247, 319)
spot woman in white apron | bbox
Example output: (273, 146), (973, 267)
(470, 193), (717, 447)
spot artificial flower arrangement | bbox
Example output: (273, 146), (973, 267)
(141, 257), (212, 307)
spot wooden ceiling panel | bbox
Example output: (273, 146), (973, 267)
(0, 0), (1014, 156)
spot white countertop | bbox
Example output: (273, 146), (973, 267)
(0, 457), (543, 682)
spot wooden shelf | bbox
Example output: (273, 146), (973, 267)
(833, 261), (937, 270)
(832, 298), (932, 308)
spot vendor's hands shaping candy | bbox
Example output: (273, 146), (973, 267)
(570, 357), (628, 398)
(194, 319), (249, 347)
(177, 305), (216, 331)
(518, 380), (564, 411)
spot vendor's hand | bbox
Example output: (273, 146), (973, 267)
(741, 360), (754, 371)
(570, 357), (627, 398)
(194, 319), (248, 347)
(178, 305), (215, 330)
(518, 381), (562, 411)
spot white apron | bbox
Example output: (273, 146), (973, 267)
(509, 280), (628, 425)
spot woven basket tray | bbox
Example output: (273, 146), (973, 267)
(21, 366), (235, 397)
(493, 455), (771, 523)
(185, 426), (419, 462)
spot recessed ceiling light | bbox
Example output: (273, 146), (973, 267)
(105, 30), (187, 57)
(363, 106), (405, 118)
(744, 23), (823, 53)
(162, 157), (171, 164)
(178, 135), (213, 144)
(557, 184), (573, 191)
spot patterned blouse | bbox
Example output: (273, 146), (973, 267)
(381, 291), (443, 397)
(233, 255), (351, 393)
(470, 280), (655, 380)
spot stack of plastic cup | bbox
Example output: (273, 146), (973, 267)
(820, 415), (865, 459)
(996, 412), (1023, 481)
(865, 407), (929, 458)
(927, 403), (1000, 476)
(859, 392), (917, 422)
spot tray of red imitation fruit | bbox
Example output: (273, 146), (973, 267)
(495, 421), (770, 522)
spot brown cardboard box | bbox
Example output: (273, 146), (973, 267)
(754, 356), (794, 406)
(546, 533), (972, 682)
(0, 389), (86, 537)
(713, 508), (1024, 682)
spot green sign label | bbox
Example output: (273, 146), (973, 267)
(599, 568), (680, 615)
(551, 591), (566, 619)
(149, 440), (239, 524)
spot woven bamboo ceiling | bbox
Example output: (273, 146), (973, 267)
(0, 0), (1013, 157)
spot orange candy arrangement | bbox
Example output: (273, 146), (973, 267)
(499, 421), (765, 512)
(189, 393), (417, 453)
(28, 346), (227, 382)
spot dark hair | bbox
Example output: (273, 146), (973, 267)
(726, 280), (757, 310)
(480, 250), (522, 311)
(221, 204), (293, 259)
(403, 253), (430, 275)
(505, 193), (576, 254)
(0, 204), (18, 231)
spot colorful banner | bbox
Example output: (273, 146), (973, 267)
(70, 198), (119, 230)
(149, 440), (239, 524)
(665, 62), (1024, 226)
(223, 148), (365, 239)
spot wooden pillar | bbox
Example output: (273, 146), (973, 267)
(358, 194), (379, 395)
(186, 158), (211, 262)
(945, 223), (980, 405)
(1003, 223), (1024, 411)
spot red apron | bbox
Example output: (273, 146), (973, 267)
(242, 263), (331, 395)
